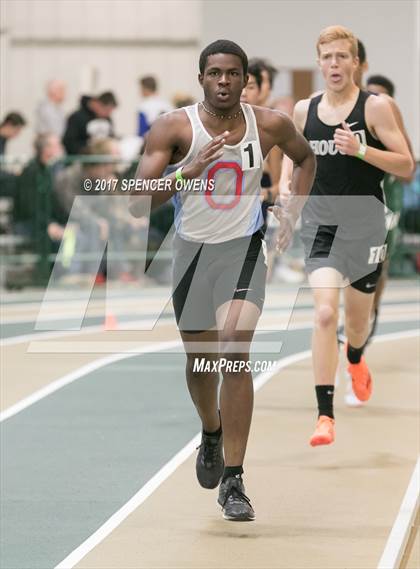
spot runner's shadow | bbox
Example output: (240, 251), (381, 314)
(205, 523), (284, 539)
(205, 522), (387, 539)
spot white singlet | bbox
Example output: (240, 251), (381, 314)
(167, 103), (265, 244)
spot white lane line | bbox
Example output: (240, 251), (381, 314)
(0, 326), (288, 422)
(53, 328), (419, 569)
(1, 303), (173, 325)
(371, 328), (420, 344)
(2, 310), (300, 346)
(54, 349), (313, 569)
(253, 350), (311, 391)
(377, 457), (419, 569)
(54, 434), (201, 569)
(1, 325), (104, 347)
(0, 340), (181, 423)
(2, 305), (417, 347)
(0, 317), (175, 347)
(260, 317), (419, 333)
(2, 328), (418, 423)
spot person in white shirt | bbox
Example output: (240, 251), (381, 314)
(35, 80), (66, 138)
(137, 75), (172, 136)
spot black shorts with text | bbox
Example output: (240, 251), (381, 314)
(302, 226), (386, 294)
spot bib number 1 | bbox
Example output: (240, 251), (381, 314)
(241, 140), (260, 170)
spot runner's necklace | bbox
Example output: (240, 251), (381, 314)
(200, 101), (243, 120)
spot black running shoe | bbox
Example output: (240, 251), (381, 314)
(218, 475), (255, 521)
(196, 432), (224, 489)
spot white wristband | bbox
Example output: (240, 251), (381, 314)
(356, 143), (367, 160)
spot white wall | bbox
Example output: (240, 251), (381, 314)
(1, 0), (419, 158)
(202, 0), (420, 158)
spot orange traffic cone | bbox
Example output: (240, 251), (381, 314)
(104, 312), (118, 330)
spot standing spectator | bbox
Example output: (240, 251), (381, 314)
(137, 76), (172, 136)
(0, 112), (26, 155)
(62, 91), (118, 155)
(35, 80), (67, 138)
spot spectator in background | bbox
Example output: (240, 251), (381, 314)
(62, 91), (117, 155)
(54, 138), (134, 280)
(137, 75), (172, 136)
(13, 133), (66, 246)
(0, 112), (26, 155)
(54, 137), (117, 235)
(0, 112), (27, 197)
(172, 92), (195, 109)
(35, 80), (67, 138)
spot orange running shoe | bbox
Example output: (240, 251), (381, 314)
(309, 415), (335, 447)
(347, 357), (372, 402)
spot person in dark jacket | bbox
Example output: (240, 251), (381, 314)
(14, 133), (65, 239)
(13, 133), (67, 281)
(62, 91), (117, 155)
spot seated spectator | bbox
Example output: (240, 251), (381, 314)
(62, 91), (117, 155)
(11, 133), (68, 281)
(35, 79), (67, 138)
(54, 138), (135, 280)
(137, 76), (172, 136)
(14, 133), (65, 242)
(0, 112), (26, 156)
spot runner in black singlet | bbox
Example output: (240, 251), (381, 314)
(274, 26), (413, 446)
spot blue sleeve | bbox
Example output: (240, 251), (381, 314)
(138, 112), (150, 137)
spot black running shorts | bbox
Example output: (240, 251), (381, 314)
(172, 230), (267, 332)
(302, 226), (386, 294)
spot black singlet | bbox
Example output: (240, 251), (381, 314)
(302, 89), (387, 240)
